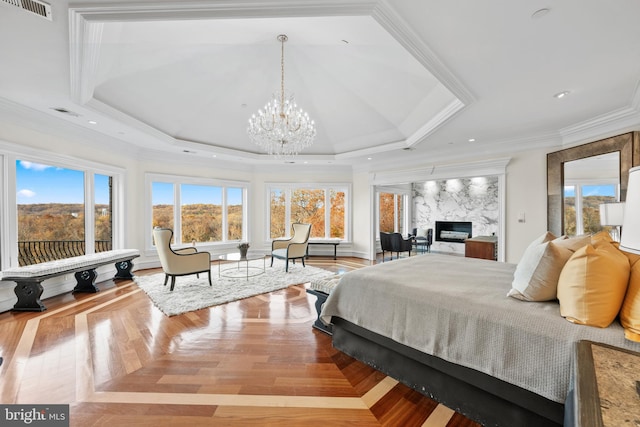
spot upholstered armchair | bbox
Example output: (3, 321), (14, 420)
(380, 232), (413, 261)
(411, 227), (433, 253)
(153, 227), (212, 291)
(271, 223), (312, 272)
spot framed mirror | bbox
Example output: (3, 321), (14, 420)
(563, 152), (619, 236)
(547, 131), (639, 236)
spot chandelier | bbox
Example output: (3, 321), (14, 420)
(247, 34), (316, 158)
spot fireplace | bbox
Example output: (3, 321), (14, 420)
(435, 221), (472, 242)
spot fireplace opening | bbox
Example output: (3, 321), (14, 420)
(435, 221), (472, 242)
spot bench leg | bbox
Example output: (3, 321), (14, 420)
(307, 290), (332, 335)
(73, 269), (99, 293)
(114, 259), (135, 280)
(13, 281), (46, 311)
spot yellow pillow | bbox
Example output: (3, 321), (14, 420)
(591, 230), (613, 245)
(620, 255), (640, 341)
(557, 241), (630, 328)
(556, 234), (591, 252)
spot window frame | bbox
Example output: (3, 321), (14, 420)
(265, 183), (351, 242)
(376, 190), (410, 238)
(145, 172), (250, 251)
(564, 178), (619, 235)
(0, 146), (125, 270)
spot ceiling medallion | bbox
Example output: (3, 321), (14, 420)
(247, 34), (316, 158)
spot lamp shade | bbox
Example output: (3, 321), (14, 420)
(599, 202), (625, 226)
(620, 166), (640, 254)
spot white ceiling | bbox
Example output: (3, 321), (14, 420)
(1, 0), (640, 170)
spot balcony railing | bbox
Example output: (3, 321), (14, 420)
(17, 240), (113, 266)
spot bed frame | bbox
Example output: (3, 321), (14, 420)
(331, 317), (565, 427)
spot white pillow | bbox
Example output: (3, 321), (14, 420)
(508, 232), (567, 301)
(416, 228), (428, 238)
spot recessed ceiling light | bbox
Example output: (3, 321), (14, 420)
(88, 120), (97, 125)
(212, 154), (217, 158)
(531, 8), (550, 19)
(51, 107), (80, 117)
(554, 91), (570, 99)
(468, 138), (476, 142)
(367, 157), (372, 160)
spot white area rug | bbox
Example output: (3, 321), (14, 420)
(134, 258), (334, 316)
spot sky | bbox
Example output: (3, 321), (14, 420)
(16, 160), (110, 204)
(16, 161), (244, 205)
(563, 184), (617, 198)
(153, 182), (243, 205)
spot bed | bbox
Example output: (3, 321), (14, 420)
(320, 254), (640, 426)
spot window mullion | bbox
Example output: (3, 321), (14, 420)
(85, 172), (95, 254)
(222, 187), (228, 242)
(174, 184), (182, 244)
(324, 189), (330, 239)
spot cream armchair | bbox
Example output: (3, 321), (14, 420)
(271, 223), (312, 272)
(153, 228), (212, 291)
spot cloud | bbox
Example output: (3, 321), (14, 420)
(19, 161), (50, 171)
(17, 189), (36, 198)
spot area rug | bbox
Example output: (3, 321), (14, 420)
(133, 258), (335, 316)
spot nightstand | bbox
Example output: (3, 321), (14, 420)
(565, 340), (640, 427)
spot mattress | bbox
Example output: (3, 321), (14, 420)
(320, 254), (640, 403)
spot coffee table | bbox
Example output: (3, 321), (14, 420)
(218, 252), (266, 280)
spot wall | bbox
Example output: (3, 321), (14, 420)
(504, 146), (549, 263)
(412, 176), (499, 255)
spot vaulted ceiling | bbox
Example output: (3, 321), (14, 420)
(1, 0), (639, 170)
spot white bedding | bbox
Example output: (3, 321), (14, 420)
(320, 254), (640, 403)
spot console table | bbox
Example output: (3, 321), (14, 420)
(565, 340), (640, 427)
(306, 240), (340, 260)
(464, 236), (497, 261)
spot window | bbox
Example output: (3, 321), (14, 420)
(378, 192), (407, 235)
(148, 173), (248, 247)
(7, 157), (120, 267)
(564, 181), (618, 236)
(267, 184), (349, 240)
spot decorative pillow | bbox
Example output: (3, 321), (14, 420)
(557, 241), (630, 328)
(590, 230), (613, 245)
(508, 231), (575, 301)
(620, 254), (640, 342)
(555, 234), (591, 252)
(416, 228), (428, 238)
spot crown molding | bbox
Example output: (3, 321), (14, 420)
(0, 96), (136, 155)
(559, 78), (640, 146)
(405, 99), (465, 147)
(559, 105), (640, 146)
(369, 157), (511, 186)
(372, 1), (475, 106)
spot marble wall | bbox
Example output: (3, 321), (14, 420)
(412, 176), (499, 255)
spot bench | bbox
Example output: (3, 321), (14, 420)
(306, 274), (342, 335)
(0, 249), (140, 312)
(305, 239), (341, 260)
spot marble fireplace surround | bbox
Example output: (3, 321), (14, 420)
(370, 158), (509, 261)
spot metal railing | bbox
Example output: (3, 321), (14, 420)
(17, 240), (112, 266)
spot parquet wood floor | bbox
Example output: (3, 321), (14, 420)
(0, 256), (480, 426)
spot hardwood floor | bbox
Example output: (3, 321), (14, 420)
(0, 256), (479, 426)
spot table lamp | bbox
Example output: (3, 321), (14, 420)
(599, 202), (625, 241)
(620, 166), (640, 254)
